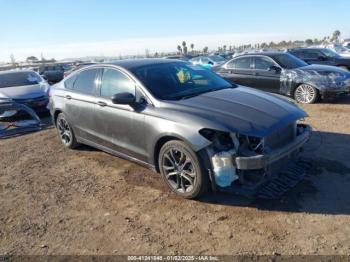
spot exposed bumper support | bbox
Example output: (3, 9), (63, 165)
(0, 102), (41, 138)
(235, 124), (311, 170)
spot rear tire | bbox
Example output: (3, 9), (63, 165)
(158, 140), (209, 199)
(56, 113), (79, 149)
(294, 84), (319, 104)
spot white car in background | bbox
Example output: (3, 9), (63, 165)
(325, 44), (350, 58)
(0, 70), (50, 117)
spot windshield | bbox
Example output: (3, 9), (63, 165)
(321, 48), (341, 58)
(132, 62), (234, 100)
(273, 53), (308, 69)
(209, 55), (225, 62)
(0, 71), (42, 88)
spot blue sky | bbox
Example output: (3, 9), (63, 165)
(0, 0), (349, 61)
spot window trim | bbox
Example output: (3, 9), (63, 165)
(253, 55), (280, 71)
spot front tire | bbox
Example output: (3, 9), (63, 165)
(294, 84), (319, 104)
(56, 113), (79, 149)
(158, 140), (209, 199)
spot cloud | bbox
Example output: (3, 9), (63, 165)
(0, 32), (311, 62)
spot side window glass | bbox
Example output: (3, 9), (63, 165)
(302, 50), (319, 59)
(201, 57), (209, 63)
(100, 69), (135, 98)
(64, 75), (77, 89)
(226, 60), (236, 69)
(254, 57), (275, 70)
(235, 57), (251, 69)
(73, 69), (99, 95)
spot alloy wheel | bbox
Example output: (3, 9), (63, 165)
(162, 148), (196, 194)
(57, 117), (72, 146)
(294, 84), (317, 104)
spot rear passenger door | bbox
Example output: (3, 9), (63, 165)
(251, 56), (281, 93)
(64, 68), (100, 141)
(220, 56), (254, 86)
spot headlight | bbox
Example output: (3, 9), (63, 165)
(199, 128), (235, 151)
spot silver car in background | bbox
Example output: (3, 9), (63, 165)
(0, 70), (50, 117)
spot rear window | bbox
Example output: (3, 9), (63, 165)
(72, 69), (99, 95)
(227, 57), (251, 69)
(0, 71), (42, 88)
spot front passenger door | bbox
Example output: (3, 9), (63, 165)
(251, 56), (281, 93)
(94, 68), (147, 161)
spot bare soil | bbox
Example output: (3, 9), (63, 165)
(1, 96), (350, 255)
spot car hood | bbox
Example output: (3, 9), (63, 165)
(298, 64), (350, 74)
(0, 84), (47, 99)
(164, 87), (307, 137)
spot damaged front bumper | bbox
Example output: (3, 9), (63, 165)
(208, 124), (311, 199)
(0, 102), (42, 138)
(235, 124), (311, 170)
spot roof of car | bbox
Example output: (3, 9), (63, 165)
(107, 59), (186, 70)
(288, 47), (325, 51)
(236, 52), (287, 57)
(0, 69), (36, 75)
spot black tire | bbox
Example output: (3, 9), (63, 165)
(158, 140), (209, 199)
(56, 113), (79, 149)
(294, 84), (319, 104)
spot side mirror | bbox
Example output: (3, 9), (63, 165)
(268, 65), (281, 73)
(111, 92), (135, 105)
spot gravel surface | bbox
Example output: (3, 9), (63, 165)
(1, 96), (350, 255)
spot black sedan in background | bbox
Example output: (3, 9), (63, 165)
(288, 48), (350, 71)
(213, 52), (350, 103)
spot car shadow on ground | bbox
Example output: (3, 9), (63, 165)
(320, 93), (350, 105)
(199, 130), (350, 215)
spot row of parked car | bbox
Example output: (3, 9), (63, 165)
(1, 46), (349, 198)
(175, 48), (350, 104)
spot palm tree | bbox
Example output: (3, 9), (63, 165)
(177, 45), (182, 54)
(190, 43), (194, 54)
(181, 41), (187, 55)
(331, 30), (341, 43)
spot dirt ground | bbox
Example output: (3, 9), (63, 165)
(1, 95), (350, 256)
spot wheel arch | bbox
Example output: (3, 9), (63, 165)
(152, 133), (210, 173)
(53, 109), (63, 126)
(292, 82), (321, 95)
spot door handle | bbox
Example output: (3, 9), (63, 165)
(65, 95), (72, 100)
(97, 101), (107, 107)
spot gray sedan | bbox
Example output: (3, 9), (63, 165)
(49, 59), (310, 199)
